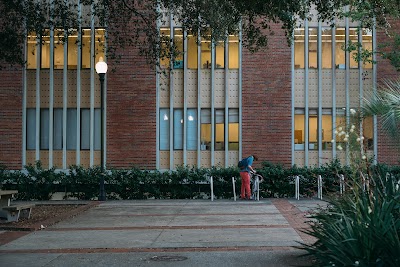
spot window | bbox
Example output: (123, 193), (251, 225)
(81, 29), (91, 68)
(322, 109), (333, 150)
(335, 108), (347, 148)
(335, 28), (346, 69)
(187, 33), (198, 69)
(201, 109), (211, 150)
(294, 108), (305, 150)
(41, 30), (51, 69)
(363, 116), (374, 150)
(26, 109), (36, 149)
(159, 109), (170, 150)
(68, 29), (78, 69)
(201, 33), (212, 69)
(40, 109), (49, 149)
(215, 40), (224, 69)
(66, 109), (77, 150)
(187, 109), (197, 150)
(173, 109), (183, 150)
(228, 109), (239, 150)
(54, 29), (64, 69)
(159, 28), (171, 68)
(173, 28), (184, 69)
(215, 109), (225, 150)
(322, 28), (332, 69)
(294, 29), (305, 69)
(308, 109), (318, 150)
(81, 109), (100, 150)
(349, 28), (359, 69)
(228, 35), (239, 69)
(362, 29), (373, 69)
(309, 28), (318, 68)
(26, 28), (105, 70)
(54, 109), (63, 149)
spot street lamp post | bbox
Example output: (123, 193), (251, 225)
(95, 57), (108, 201)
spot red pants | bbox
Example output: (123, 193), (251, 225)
(240, 172), (251, 199)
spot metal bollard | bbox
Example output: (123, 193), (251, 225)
(317, 175), (323, 200)
(339, 174), (345, 195)
(210, 176), (214, 201)
(295, 175), (300, 200)
(232, 177), (236, 201)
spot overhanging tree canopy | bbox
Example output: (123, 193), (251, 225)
(1, 0), (400, 69)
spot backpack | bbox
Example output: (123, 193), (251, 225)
(238, 157), (248, 169)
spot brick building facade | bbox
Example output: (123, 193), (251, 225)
(0, 10), (399, 171)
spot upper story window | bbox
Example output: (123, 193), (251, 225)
(294, 27), (373, 70)
(160, 28), (239, 70)
(26, 28), (105, 70)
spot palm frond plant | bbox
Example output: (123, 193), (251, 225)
(300, 167), (400, 267)
(362, 79), (400, 140)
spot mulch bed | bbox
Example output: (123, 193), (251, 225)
(0, 202), (98, 231)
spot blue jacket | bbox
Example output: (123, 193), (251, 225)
(240, 156), (254, 173)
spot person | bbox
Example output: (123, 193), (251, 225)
(239, 155), (258, 200)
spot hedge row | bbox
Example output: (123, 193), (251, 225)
(1, 159), (399, 201)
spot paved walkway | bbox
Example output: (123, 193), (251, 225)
(0, 199), (326, 267)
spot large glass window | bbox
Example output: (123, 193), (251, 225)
(322, 28), (332, 68)
(215, 109), (224, 150)
(309, 28), (318, 68)
(201, 109), (211, 150)
(335, 28), (346, 69)
(228, 35), (239, 69)
(294, 28), (305, 69)
(228, 109), (239, 150)
(294, 108), (305, 150)
(187, 109), (197, 150)
(173, 109), (184, 150)
(187, 32), (198, 69)
(173, 28), (184, 69)
(159, 109), (170, 150)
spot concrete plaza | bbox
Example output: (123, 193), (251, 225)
(0, 199), (326, 267)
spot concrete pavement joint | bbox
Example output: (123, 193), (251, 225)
(0, 245), (300, 254)
(44, 224), (291, 231)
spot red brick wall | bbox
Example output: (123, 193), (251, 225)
(376, 22), (400, 164)
(242, 24), (292, 167)
(106, 47), (156, 169)
(0, 66), (23, 169)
